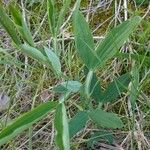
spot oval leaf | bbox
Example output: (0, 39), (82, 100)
(87, 131), (114, 148)
(20, 44), (47, 64)
(88, 109), (123, 129)
(44, 47), (61, 75)
(53, 81), (82, 93)
(69, 111), (88, 138)
(102, 73), (131, 103)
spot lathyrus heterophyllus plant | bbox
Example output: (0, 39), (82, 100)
(0, 1), (141, 149)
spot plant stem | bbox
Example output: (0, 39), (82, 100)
(85, 70), (93, 99)
(53, 35), (59, 55)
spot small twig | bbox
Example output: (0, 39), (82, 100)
(86, 0), (93, 22)
(142, 3), (150, 19)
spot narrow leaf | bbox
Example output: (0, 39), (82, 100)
(44, 47), (61, 75)
(96, 16), (142, 68)
(21, 18), (35, 47)
(47, 0), (56, 35)
(73, 11), (100, 70)
(84, 67), (103, 102)
(8, 3), (22, 26)
(53, 81), (82, 93)
(90, 74), (103, 102)
(116, 52), (150, 67)
(56, 0), (71, 34)
(54, 103), (70, 150)
(130, 66), (139, 109)
(0, 101), (58, 145)
(20, 44), (47, 64)
(88, 109), (123, 129)
(9, 4), (35, 47)
(102, 73), (131, 102)
(0, 4), (21, 45)
(69, 111), (88, 138)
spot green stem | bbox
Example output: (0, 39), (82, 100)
(53, 35), (59, 55)
(85, 70), (93, 99)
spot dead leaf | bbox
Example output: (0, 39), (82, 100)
(0, 92), (10, 111)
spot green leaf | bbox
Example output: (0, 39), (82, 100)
(69, 111), (88, 138)
(84, 67), (103, 102)
(116, 52), (150, 67)
(53, 85), (68, 94)
(20, 44), (47, 64)
(54, 103), (70, 150)
(47, 0), (56, 35)
(88, 109), (123, 129)
(87, 131), (114, 148)
(44, 47), (61, 75)
(56, 0), (71, 34)
(53, 81), (82, 93)
(0, 101), (57, 146)
(21, 18), (35, 47)
(9, 4), (35, 47)
(102, 73), (131, 103)
(96, 16), (142, 68)
(0, 3), (21, 45)
(135, 0), (149, 5)
(8, 3), (22, 26)
(90, 74), (103, 102)
(73, 11), (100, 70)
(53, 81), (82, 103)
(130, 66), (139, 110)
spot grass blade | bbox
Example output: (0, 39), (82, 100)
(0, 48), (25, 69)
(0, 101), (58, 146)
(116, 52), (150, 67)
(47, 0), (56, 35)
(56, 0), (71, 34)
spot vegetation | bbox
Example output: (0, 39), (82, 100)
(0, 0), (149, 149)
